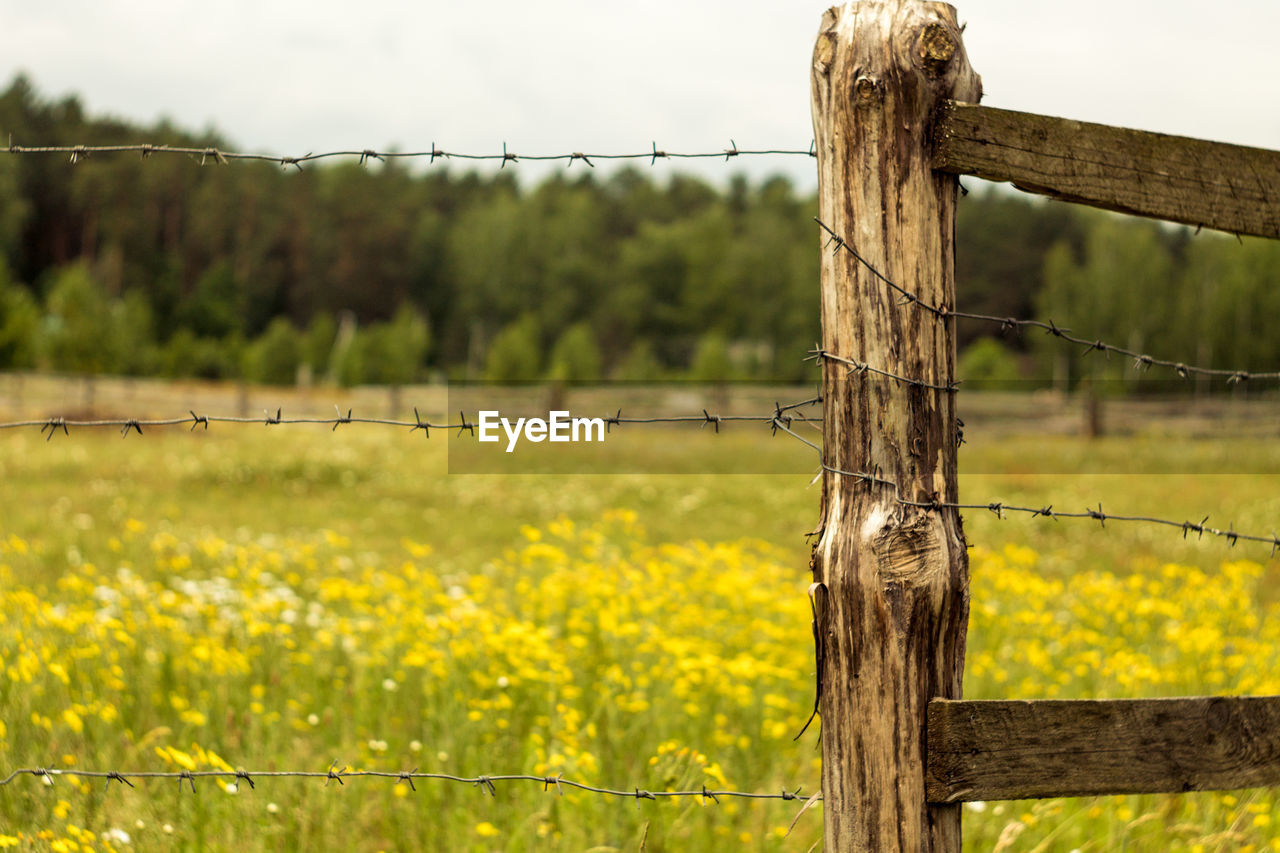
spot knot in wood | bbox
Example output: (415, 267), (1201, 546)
(917, 22), (957, 77)
(1205, 697), (1233, 732)
(854, 75), (881, 105)
(873, 515), (943, 587)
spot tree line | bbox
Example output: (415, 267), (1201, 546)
(1, 75), (1277, 390)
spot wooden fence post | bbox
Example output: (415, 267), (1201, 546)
(810, 3), (979, 850)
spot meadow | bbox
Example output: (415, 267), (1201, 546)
(1, 381), (1279, 851)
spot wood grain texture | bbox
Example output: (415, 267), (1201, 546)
(933, 102), (1280, 239)
(927, 696), (1280, 803)
(810, 2), (979, 850)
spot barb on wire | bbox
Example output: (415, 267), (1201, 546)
(4, 140), (817, 170)
(762, 383), (1280, 554)
(0, 767), (813, 803)
(807, 348), (960, 393)
(808, 453), (1280, 553)
(7, 389), (1273, 553)
(0, 398), (824, 439)
(814, 217), (1280, 383)
(946, 501), (1280, 554)
(814, 219), (948, 319)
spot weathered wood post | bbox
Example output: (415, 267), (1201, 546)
(810, 3), (979, 850)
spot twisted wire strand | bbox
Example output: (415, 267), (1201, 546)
(0, 398), (826, 440)
(4, 139), (816, 170)
(0, 765), (812, 803)
(814, 218), (1280, 383)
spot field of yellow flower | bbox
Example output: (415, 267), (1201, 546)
(1, 423), (1278, 851)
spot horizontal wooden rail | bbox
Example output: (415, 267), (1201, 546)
(927, 696), (1280, 802)
(933, 102), (1280, 239)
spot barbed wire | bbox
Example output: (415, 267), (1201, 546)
(6, 396), (1275, 552)
(764, 418), (1280, 555)
(4, 139), (816, 170)
(814, 218), (1280, 384)
(838, 463), (1280, 553)
(0, 399), (824, 440)
(806, 349), (960, 392)
(0, 764), (813, 804)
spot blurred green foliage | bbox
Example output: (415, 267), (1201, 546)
(2, 75), (1277, 390)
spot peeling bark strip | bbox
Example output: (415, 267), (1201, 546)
(933, 102), (1280, 239)
(927, 697), (1280, 803)
(810, 3), (978, 851)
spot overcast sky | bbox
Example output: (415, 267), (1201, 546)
(5, 1), (1278, 189)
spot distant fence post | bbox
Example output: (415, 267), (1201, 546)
(810, 3), (978, 851)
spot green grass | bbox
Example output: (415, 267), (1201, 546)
(1, 392), (1278, 851)
(4, 423), (1275, 579)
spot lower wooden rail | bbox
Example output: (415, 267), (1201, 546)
(927, 696), (1280, 802)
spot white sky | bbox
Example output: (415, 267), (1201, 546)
(4, 1), (1278, 189)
